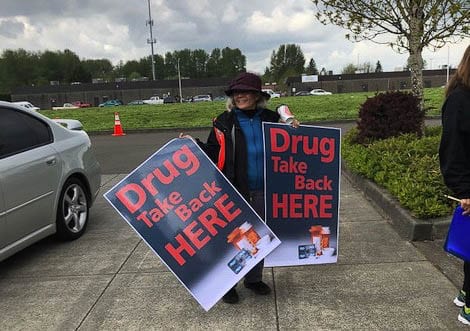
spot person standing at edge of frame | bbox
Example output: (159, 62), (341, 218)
(180, 72), (299, 304)
(439, 44), (470, 326)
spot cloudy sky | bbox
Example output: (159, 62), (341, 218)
(0, 0), (468, 75)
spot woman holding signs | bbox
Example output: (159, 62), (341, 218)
(182, 72), (298, 304)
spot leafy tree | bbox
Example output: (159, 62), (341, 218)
(61, 49), (84, 83)
(169, 49), (191, 79)
(206, 47), (247, 78)
(39, 50), (65, 82)
(219, 47), (246, 77)
(269, 44), (306, 82)
(312, 0), (470, 107)
(262, 66), (273, 83)
(0, 49), (40, 91)
(375, 60), (383, 72)
(305, 58), (319, 75)
(361, 61), (374, 73)
(342, 63), (357, 74)
(164, 47), (244, 79)
(191, 49), (209, 79)
(138, 55), (164, 79)
(82, 58), (114, 79)
(154, 55), (165, 79)
(122, 60), (141, 78)
(69, 64), (92, 83)
(128, 72), (141, 81)
(206, 48), (222, 78)
(112, 60), (125, 80)
(163, 52), (176, 78)
(0, 46), (247, 91)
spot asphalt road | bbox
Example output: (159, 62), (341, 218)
(90, 122), (358, 174)
(1, 117), (463, 330)
(90, 128), (209, 174)
(89, 118), (460, 291)
(90, 118), (441, 174)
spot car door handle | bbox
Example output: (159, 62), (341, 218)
(46, 157), (57, 166)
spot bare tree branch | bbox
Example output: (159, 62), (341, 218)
(311, 0), (470, 107)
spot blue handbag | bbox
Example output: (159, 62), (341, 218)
(444, 205), (470, 262)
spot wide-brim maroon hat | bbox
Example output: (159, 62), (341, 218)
(225, 72), (271, 99)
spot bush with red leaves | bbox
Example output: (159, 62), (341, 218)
(355, 91), (425, 144)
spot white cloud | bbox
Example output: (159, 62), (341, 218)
(246, 8), (314, 35)
(0, 0), (467, 74)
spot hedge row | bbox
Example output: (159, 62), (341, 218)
(341, 126), (454, 219)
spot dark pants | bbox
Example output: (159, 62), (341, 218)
(228, 190), (265, 289)
(464, 261), (470, 306)
(242, 191), (265, 284)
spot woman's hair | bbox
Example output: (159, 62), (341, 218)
(446, 45), (470, 97)
(225, 92), (269, 111)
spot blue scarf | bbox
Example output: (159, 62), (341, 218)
(234, 108), (264, 190)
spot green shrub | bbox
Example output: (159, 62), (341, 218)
(355, 91), (426, 144)
(342, 128), (453, 219)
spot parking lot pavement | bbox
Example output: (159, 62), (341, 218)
(0, 174), (465, 330)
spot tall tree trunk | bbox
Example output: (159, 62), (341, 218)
(408, 46), (425, 134)
(408, 47), (424, 107)
(408, 3), (425, 112)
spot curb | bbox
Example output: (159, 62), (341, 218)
(87, 126), (213, 136)
(342, 164), (450, 241)
(85, 116), (440, 136)
(86, 120), (358, 136)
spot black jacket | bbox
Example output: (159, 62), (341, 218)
(199, 108), (280, 199)
(439, 85), (470, 198)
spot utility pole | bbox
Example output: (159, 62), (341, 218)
(446, 45), (450, 84)
(146, 0), (156, 80)
(177, 58), (183, 103)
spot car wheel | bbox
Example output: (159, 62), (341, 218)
(56, 178), (89, 240)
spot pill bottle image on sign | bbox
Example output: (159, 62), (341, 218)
(321, 226), (330, 249)
(227, 222), (261, 255)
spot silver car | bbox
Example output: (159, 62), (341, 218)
(192, 94), (212, 102)
(0, 101), (101, 262)
(309, 89), (333, 95)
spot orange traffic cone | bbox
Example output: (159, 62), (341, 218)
(112, 112), (126, 136)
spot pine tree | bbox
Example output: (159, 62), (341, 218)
(375, 60), (383, 73)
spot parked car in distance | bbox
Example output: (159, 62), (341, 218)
(142, 96), (164, 105)
(213, 95), (227, 102)
(127, 100), (146, 105)
(72, 101), (91, 108)
(310, 89), (332, 95)
(12, 101), (40, 111)
(294, 91), (312, 96)
(192, 94), (212, 102)
(163, 96), (177, 104)
(0, 101), (101, 262)
(262, 89), (281, 98)
(99, 99), (123, 107)
(52, 103), (79, 110)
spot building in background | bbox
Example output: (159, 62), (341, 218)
(10, 69), (453, 110)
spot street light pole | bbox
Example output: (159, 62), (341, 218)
(146, 0), (156, 81)
(178, 58), (183, 103)
(446, 45), (450, 84)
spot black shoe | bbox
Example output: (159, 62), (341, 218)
(244, 281), (271, 295)
(222, 288), (239, 304)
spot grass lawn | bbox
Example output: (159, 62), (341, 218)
(40, 87), (445, 132)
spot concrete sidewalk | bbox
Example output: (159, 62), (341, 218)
(0, 173), (465, 330)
